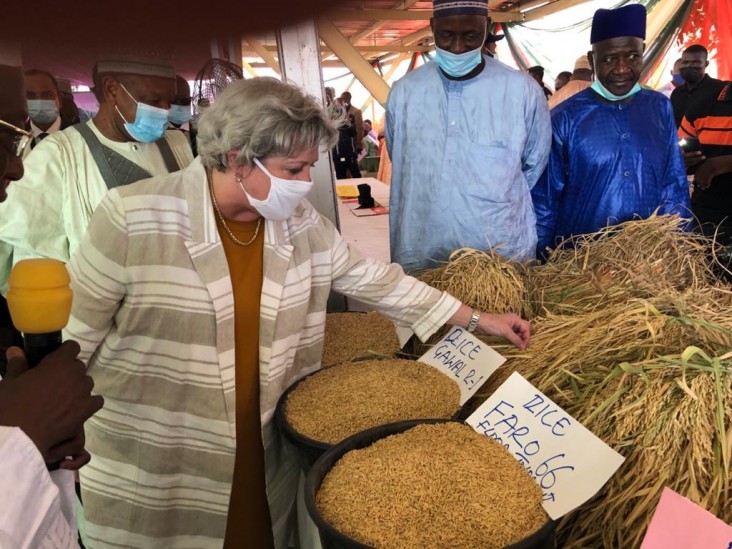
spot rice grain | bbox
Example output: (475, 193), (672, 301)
(317, 422), (548, 548)
(286, 359), (461, 445)
(322, 312), (401, 367)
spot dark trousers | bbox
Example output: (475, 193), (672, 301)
(692, 201), (732, 246)
(334, 152), (361, 179)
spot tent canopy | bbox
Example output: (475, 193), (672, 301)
(2, 0), (587, 85)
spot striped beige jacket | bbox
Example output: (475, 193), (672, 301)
(65, 157), (461, 548)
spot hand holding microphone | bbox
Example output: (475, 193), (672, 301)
(1, 341), (103, 470)
(1, 259), (103, 470)
(6, 258), (73, 367)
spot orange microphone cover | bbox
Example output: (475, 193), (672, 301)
(6, 258), (73, 334)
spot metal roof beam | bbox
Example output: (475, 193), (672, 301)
(247, 44), (432, 54)
(388, 26), (432, 46)
(349, 0), (421, 44)
(360, 26), (433, 61)
(318, 18), (391, 106)
(381, 52), (410, 81)
(516, 0), (556, 12)
(522, 0), (592, 21)
(243, 37), (281, 74)
(248, 60), (346, 68)
(329, 9), (523, 22)
(329, 9), (431, 21)
(240, 57), (258, 77)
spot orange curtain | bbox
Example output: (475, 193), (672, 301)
(678, 0), (732, 80)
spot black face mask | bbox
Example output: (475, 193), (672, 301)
(680, 67), (704, 84)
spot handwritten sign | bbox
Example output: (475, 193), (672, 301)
(641, 488), (732, 549)
(466, 372), (625, 519)
(418, 326), (505, 404)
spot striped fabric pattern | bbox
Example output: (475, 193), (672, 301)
(65, 157), (461, 548)
(96, 53), (177, 79)
(432, 0), (488, 16)
(679, 81), (732, 147)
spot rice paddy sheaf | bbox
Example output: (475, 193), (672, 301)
(417, 215), (732, 547)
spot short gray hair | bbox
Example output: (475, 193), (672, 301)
(197, 77), (339, 171)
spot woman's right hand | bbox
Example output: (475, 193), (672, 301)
(448, 305), (530, 350)
(473, 312), (531, 350)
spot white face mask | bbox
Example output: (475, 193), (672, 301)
(237, 158), (313, 221)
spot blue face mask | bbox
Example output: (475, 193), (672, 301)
(590, 79), (642, 102)
(169, 104), (192, 126)
(672, 73), (685, 87)
(27, 99), (59, 125)
(115, 83), (170, 143)
(434, 45), (483, 78)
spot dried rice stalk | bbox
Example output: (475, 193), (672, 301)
(527, 215), (717, 317)
(419, 216), (732, 547)
(417, 247), (528, 316)
(322, 312), (401, 367)
(553, 349), (732, 547)
(476, 292), (732, 403)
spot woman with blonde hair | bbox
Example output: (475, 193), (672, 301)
(66, 77), (530, 548)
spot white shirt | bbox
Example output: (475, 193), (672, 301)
(30, 118), (62, 139)
(22, 118), (62, 160)
(0, 427), (77, 549)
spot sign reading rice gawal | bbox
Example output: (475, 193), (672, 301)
(466, 372), (625, 519)
(418, 326), (505, 404)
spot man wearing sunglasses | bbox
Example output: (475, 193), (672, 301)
(0, 63), (104, 548)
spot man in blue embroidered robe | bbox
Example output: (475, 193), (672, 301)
(531, 4), (690, 259)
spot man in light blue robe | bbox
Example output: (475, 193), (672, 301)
(386, 0), (551, 273)
(531, 4), (690, 259)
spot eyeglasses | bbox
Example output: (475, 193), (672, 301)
(0, 118), (32, 158)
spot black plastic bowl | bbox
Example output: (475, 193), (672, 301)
(275, 370), (332, 471)
(275, 365), (466, 472)
(304, 418), (556, 549)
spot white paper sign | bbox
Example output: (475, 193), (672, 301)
(466, 372), (625, 519)
(418, 326), (505, 405)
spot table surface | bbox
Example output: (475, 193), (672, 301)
(335, 177), (391, 264)
(335, 177), (392, 312)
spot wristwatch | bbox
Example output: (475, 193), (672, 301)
(466, 310), (481, 333)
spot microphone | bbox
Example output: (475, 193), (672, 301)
(6, 258), (73, 368)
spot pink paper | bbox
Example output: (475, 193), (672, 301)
(641, 487), (732, 549)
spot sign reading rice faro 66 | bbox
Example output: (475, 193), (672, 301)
(418, 326), (506, 404)
(466, 373), (625, 519)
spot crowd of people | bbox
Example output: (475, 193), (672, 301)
(324, 87), (382, 178)
(0, 0), (731, 547)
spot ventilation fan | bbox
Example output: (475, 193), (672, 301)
(192, 58), (244, 115)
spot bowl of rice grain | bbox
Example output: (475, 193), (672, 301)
(322, 312), (402, 368)
(306, 419), (554, 549)
(276, 359), (462, 470)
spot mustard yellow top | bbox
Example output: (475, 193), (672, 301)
(216, 216), (274, 549)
